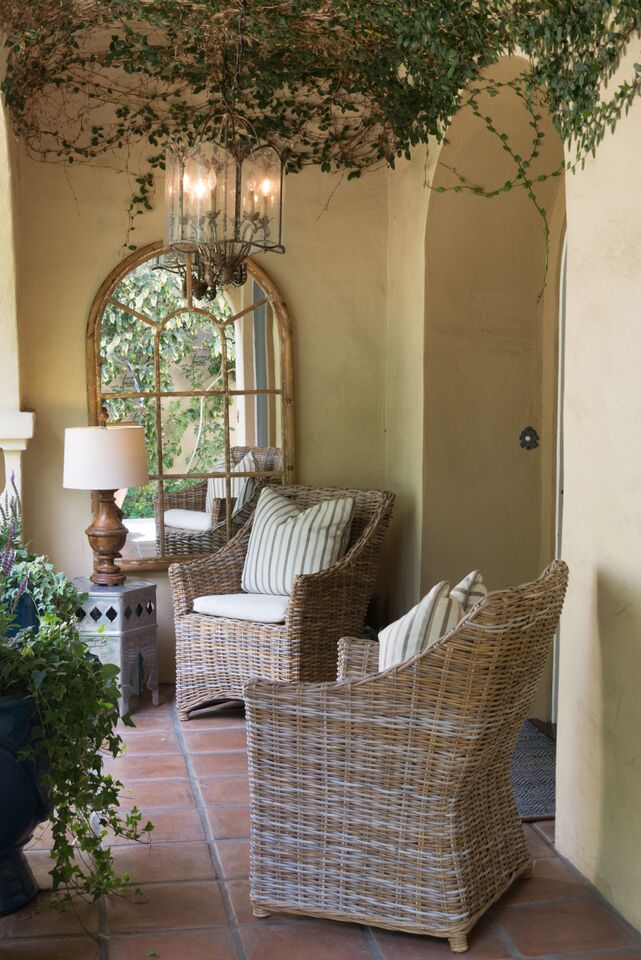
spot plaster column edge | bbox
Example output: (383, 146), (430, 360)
(0, 409), (36, 501)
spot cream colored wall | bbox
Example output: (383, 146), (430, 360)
(383, 145), (434, 618)
(556, 56), (641, 929)
(269, 169), (387, 490)
(420, 63), (565, 719)
(13, 149), (387, 679)
(0, 103), (18, 412)
(383, 59), (565, 666)
(0, 90), (34, 500)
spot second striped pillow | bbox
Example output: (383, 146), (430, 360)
(378, 582), (464, 671)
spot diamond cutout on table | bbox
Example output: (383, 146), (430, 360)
(76, 607), (87, 622)
(90, 607), (102, 623)
(124, 606), (133, 620)
(105, 607), (118, 623)
(136, 603), (144, 618)
(146, 601), (154, 615)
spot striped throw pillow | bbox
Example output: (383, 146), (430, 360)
(450, 570), (487, 612)
(241, 487), (355, 596)
(378, 582), (464, 671)
(206, 450), (257, 515)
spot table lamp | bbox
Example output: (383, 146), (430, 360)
(63, 425), (149, 586)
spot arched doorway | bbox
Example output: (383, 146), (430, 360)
(423, 58), (566, 718)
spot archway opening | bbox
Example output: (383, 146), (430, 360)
(423, 57), (566, 720)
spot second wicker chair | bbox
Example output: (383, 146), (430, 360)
(244, 561), (568, 953)
(169, 484), (395, 720)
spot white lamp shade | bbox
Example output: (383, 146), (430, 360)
(63, 426), (149, 490)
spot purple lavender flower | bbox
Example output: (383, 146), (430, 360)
(0, 544), (15, 576)
(16, 573), (29, 598)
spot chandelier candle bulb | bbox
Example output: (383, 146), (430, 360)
(165, 125), (284, 301)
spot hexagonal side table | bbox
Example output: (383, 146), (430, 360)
(74, 578), (159, 717)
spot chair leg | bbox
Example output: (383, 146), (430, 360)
(252, 905), (271, 919)
(448, 932), (468, 953)
(177, 710), (191, 722)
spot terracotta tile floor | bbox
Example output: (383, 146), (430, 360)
(2, 687), (640, 960)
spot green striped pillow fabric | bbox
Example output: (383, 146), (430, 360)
(241, 487), (355, 596)
(378, 582), (464, 671)
(450, 569), (487, 612)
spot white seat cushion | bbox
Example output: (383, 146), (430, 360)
(164, 509), (212, 532)
(206, 450), (258, 515)
(241, 487), (355, 596)
(450, 569), (488, 612)
(378, 581), (464, 670)
(192, 593), (289, 624)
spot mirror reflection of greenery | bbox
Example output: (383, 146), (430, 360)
(100, 261), (235, 519)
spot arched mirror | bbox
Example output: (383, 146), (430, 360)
(87, 242), (295, 570)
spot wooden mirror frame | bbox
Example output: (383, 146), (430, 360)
(87, 240), (295, 572)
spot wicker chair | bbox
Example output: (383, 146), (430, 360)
(153, 446), (282, 557)
(244, 560), (569, 953)
(169, 485), (395, 720)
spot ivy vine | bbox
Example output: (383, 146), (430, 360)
(1, 2), (640, 256)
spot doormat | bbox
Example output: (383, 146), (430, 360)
(511, 719), (556, 821)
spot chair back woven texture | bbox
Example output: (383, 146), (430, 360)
(170, 484), (395, 717)
(245, 560), (569, 949)
(154, 446), (282, 557)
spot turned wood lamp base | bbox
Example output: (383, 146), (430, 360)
(63, 424), (148, 584)
(86, 490), (129, 587)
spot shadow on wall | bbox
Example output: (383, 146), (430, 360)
(595, 566), (641, 905)
(376, 490), (420, 627)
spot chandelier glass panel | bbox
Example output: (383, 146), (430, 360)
(166, 136), (284, 296)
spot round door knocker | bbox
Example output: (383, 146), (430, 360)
(519, 426), (539, 450)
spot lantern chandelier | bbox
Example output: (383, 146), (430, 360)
(164, 0), (284, 301)
(165, 115), (284, 301)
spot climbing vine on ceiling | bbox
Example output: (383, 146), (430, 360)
(0, 0), (640, 252)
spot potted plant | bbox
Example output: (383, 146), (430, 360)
(0, 478), (152, 915)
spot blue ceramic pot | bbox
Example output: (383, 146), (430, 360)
(0, 695), (49, 916)
(7, 593), (40, 638)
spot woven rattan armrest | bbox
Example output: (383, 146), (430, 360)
(168, 527), (251, 616)
(244, 670), (428, 781)
(337, 637), (379, 680)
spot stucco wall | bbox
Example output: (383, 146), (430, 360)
(13, 147), (387, 679)
(0, 87), (34, 500)
(556, 55), (641, 929)
(0, 102), (18, 413)
(383, 145), (434, 618)
(384, 59), (565, 722)
(421, 63), (565, 719)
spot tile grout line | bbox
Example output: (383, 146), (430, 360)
(487, 910), (525, 959)
(171, 704), (249, 960)
(362, 924), (387, 959)
(524, 830), (641, 949)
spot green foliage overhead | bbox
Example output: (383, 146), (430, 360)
(0, 2), (639, 282)
(1, 1), (640, 174)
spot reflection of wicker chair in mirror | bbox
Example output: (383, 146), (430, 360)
(153, 446), (283, 557)
(168, 485), (395, 719)
(244, 561), (569, 954)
